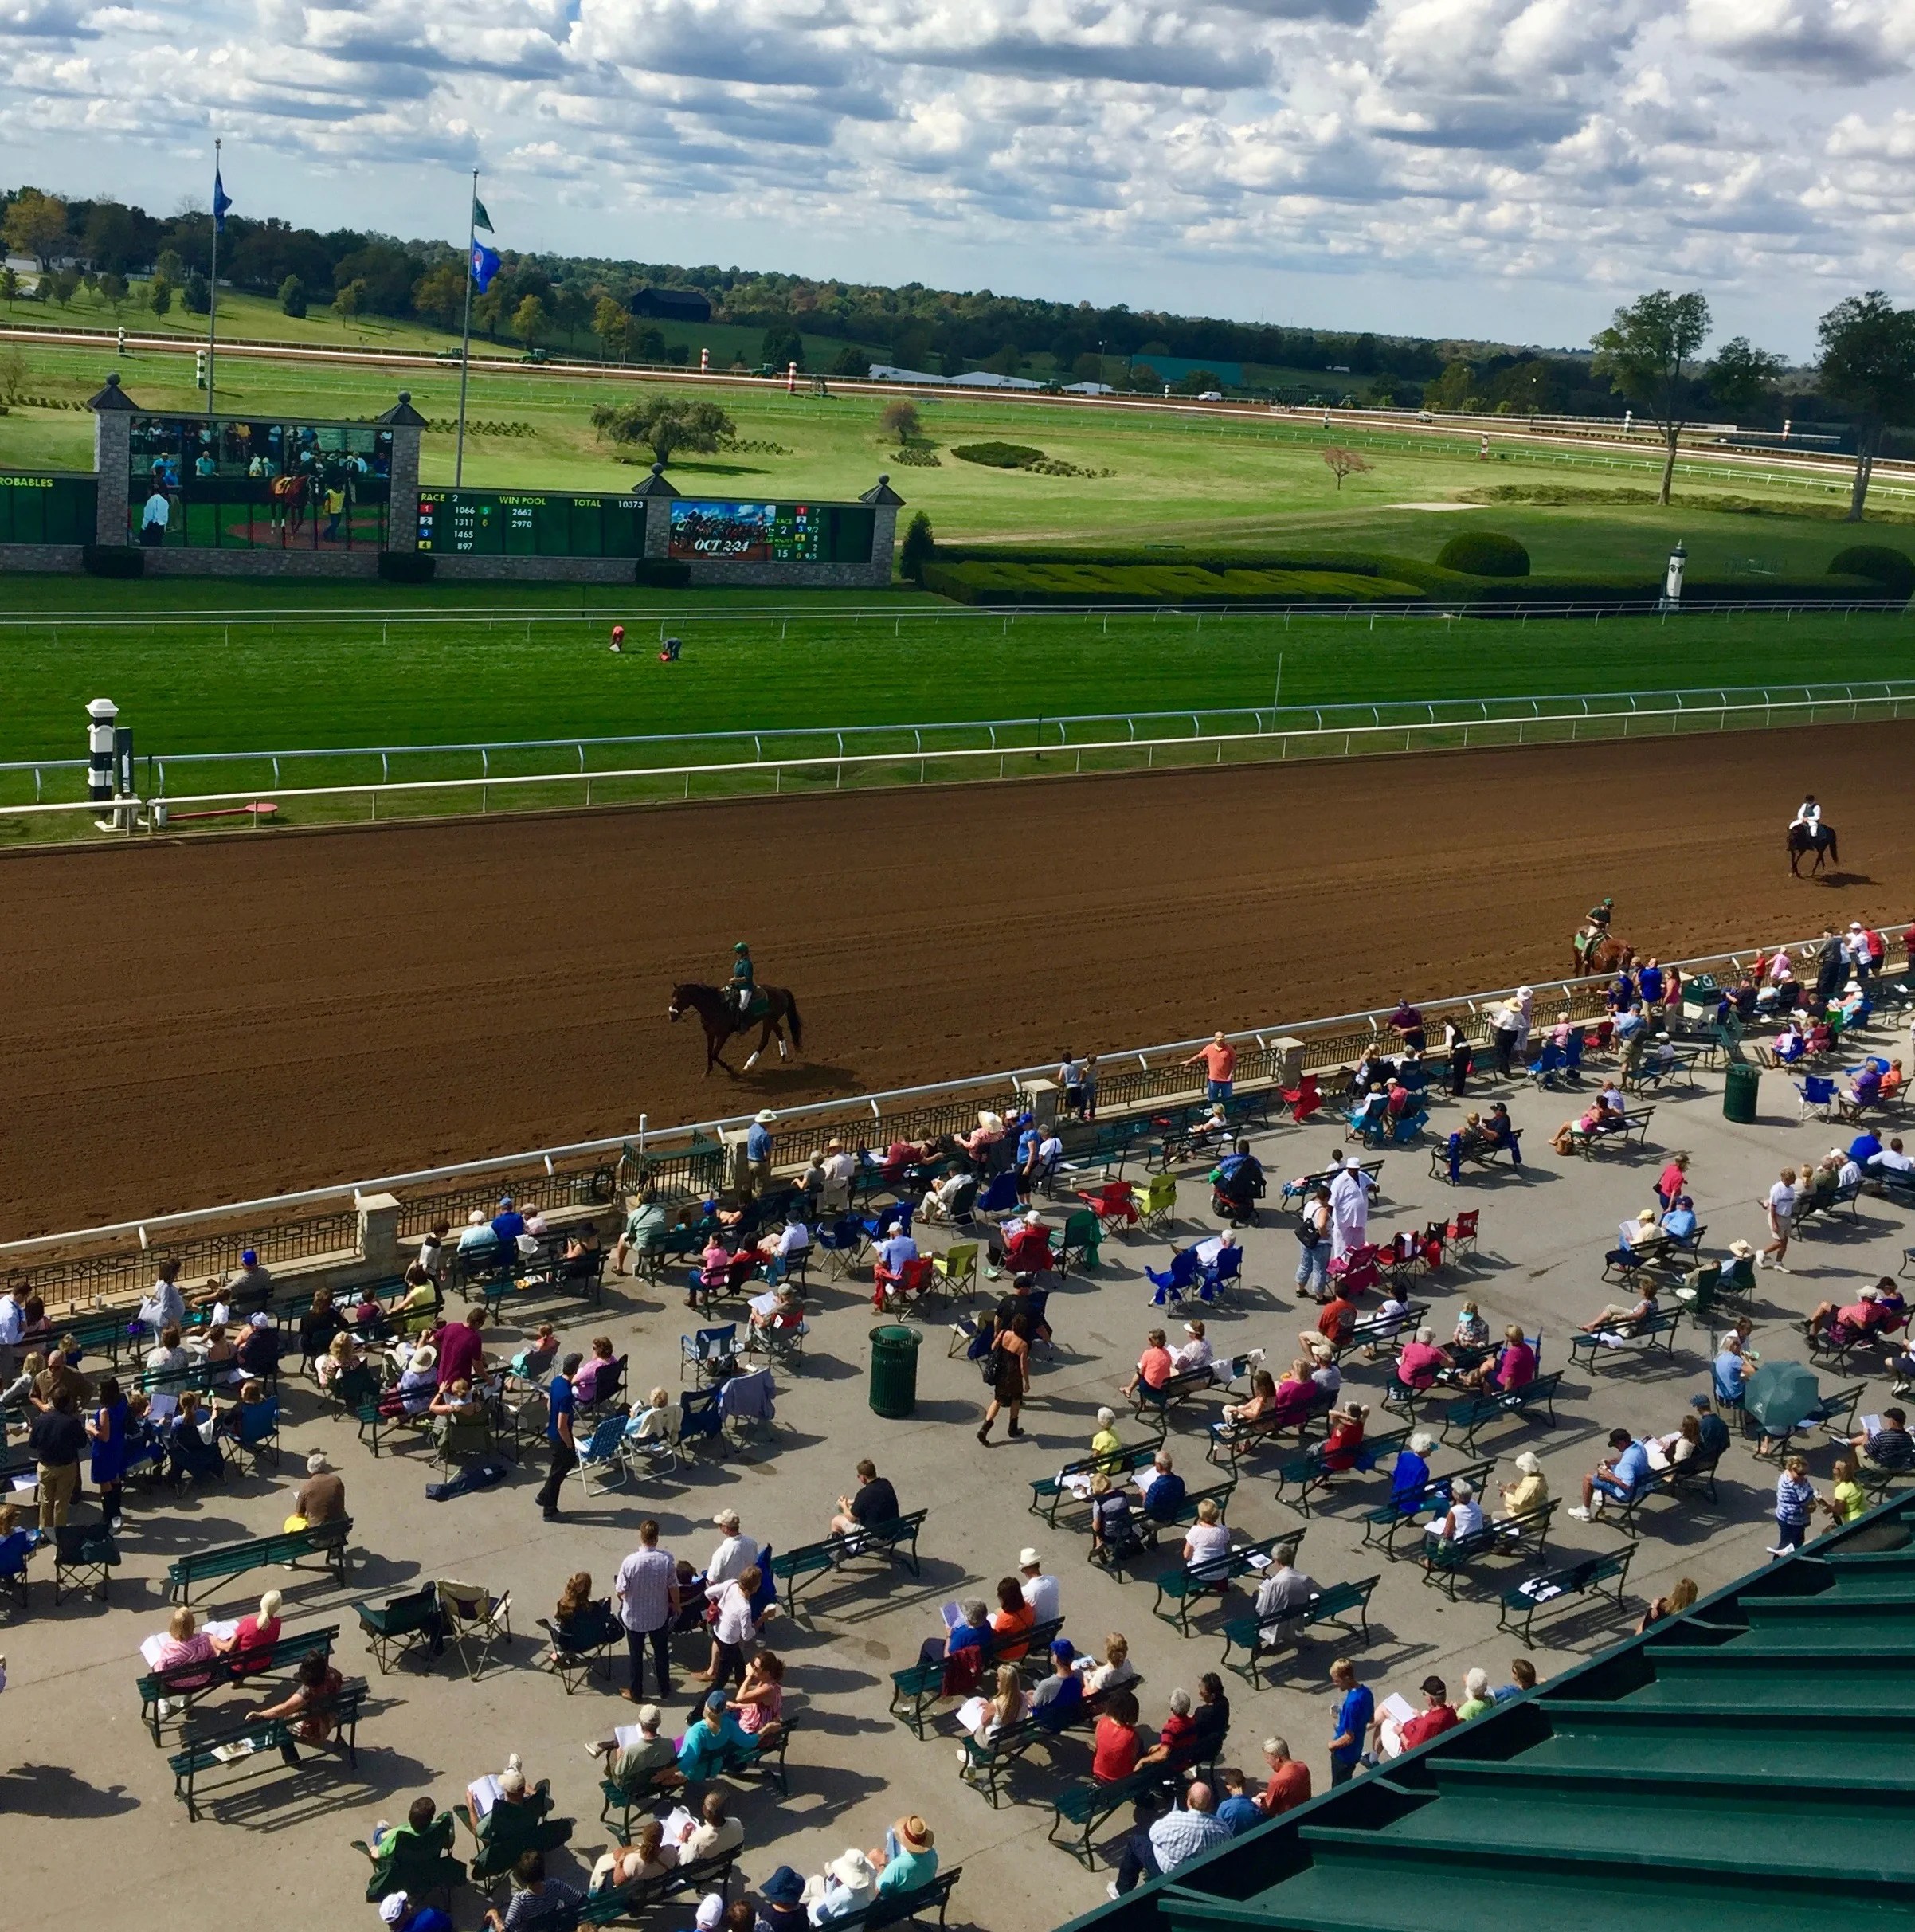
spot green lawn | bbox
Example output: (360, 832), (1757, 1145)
(1, 337), (1900, 562)
(1, 598), (1909, 774)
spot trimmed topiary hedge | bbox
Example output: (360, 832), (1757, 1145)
(950, 441), (1046, 469)
(1828, 544), (1914, 598)
(1435, 530), (1530, 577)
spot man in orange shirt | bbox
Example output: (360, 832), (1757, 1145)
(1186, 1031), (1238, 1103)
(1253, 1736), (1312, 1815)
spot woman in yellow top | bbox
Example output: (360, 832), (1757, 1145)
(1088, 1406), (1123, 1471)
(1826, 1456), (1867, 1526)
(1498, 1449), (1549, 1520)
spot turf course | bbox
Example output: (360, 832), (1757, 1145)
(1, 595), (1909, 768)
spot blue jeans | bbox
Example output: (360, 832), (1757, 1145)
(1295, 1245), (1327, 1294)
(1114, 1828), (1160, 1893)
(1208, 1080), (1233, 1103)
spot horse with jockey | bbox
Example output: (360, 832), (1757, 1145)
(1787, 795), (1839, 875)
(668, 942), (805, 1075)
(1572, 898), (1615, 971)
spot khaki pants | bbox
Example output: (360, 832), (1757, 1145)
(37, 1460), (79, 1530)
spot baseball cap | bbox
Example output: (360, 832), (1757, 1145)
(713, 1508), (741, 1529)
(379, 1898), (409, 1926)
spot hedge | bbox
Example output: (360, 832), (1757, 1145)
(1435, 530), (1529, 577)
(1828, 545), (1914, 598)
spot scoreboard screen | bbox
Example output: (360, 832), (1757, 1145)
(669, 500), (820, 564)
(416, 491), (645, 557)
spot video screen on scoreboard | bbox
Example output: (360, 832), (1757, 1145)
(668, 500), (820, 563)
(414, 491), (644, 557)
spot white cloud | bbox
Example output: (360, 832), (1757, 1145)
(1, 0), (1907, 350)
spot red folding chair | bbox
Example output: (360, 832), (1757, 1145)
(1447, 1209), (1479, 1259)
(1281, 1075), (1323, 1125)
(875, 1255), (934, 1312)
(1076, 1181), (1138, 1232)
(1337, 1258), (1384, 1298)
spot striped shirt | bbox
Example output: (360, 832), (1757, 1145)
(1775, 1473), (1815, 1526)
(614, 1546), (676, 1632)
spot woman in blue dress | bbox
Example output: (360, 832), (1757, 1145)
(87, 1374), (130, 1532)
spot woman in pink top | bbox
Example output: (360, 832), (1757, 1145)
(155, 1606), (217, 1691)
(1394, 1327), (1451, 1392)
(730, 1649), (785, 1749)
(210, 1588), (284, 1673)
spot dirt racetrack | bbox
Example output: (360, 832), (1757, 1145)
(3, 719), (1909, 1239)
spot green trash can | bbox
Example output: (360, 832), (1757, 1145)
(1724, 1060), (1760, 1124)
(869, 1324), (923, 1419)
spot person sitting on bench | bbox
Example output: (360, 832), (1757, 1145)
(830, 1459), (899, 1538)
(1424, 1479), (1484, 1546)
(1253, 1543), (1316, 1630)
(1569, 1430), (1648, 1521)
(1807, 1280), (1901, 1348)
(248, 1648), (345, 1745)
(1580, 1282), (1662, 1336)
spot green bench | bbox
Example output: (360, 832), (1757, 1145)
(1358, 1456), (1498, 1560)
(772, 1511), (926, 1610)
(1049, 1746), (1212, 1868)
(1438, 1370), (1562, 1452)
(1092, 1476), (1238, 1582)
(166, 1517), (354, 1605)
(889, 1616), (1065, 1736)
(1420, 1499), (1557, 1601)
(1271, 1426), (1412, 1516)
(1568, 1311), (1682, 1373)
(1615, 1448), (1725, 1526)
(1028, 1440), (1164, 1527)
(579, 1847), (742, 1926)
(1152, 1532), (1289, 1636)
(139, 1620), (339, 1743)
(169, 1679), (364, 1820)
(1219, 1575), (1380, 1688)
(1498, 1541), (1638, 1644)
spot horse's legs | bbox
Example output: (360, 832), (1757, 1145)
(775, 1017), (788, 1061)
(744, 1019), (773, 1071)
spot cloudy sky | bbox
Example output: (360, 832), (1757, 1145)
(4, 0), (1912, 354)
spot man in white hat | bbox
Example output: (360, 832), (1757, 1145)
(691, 1507), (762, 1683)
(379, 1893), (452, 1932)
(1020, 1547), (1060, 1624)
(1327, 1155), (1373, 1262)
(807, 1849), (878, 1918)
(747, 1110), (777, 1196)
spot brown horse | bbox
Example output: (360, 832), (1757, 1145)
(1788, 821), (1839, 876)
(668, 981), (805, 1076)
(1573, 934), (1637, 978)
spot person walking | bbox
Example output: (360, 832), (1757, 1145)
(537, 1351), (582, 1522)
(614, 1520), (679, 1703)
(1443, 1019), (1472, 1097)
(1759, 1167), (1797, 1272)
(977, 1315), (1031, 1445)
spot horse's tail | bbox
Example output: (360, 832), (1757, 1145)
(784, 990), (804, 1051)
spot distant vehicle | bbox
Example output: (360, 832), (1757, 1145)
(1417, 410), (1433, 422)
(1197, 390), (1224, 402)
(520, 347), (549, 364)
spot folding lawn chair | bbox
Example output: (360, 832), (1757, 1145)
(437, 1578), (512, 1679)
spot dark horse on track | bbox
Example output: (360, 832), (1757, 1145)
(669, 982), (805, 1076)
(1788, 821), (1840, 876)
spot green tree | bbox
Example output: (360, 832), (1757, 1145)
(552, 284), (590, 345)
(592, 295), (629, 362)
(48, 265), (81, 305)
(1071, 351), (1106, 383)
(511, 294), (549, 349)
(279, 274), (307, 318)
(181, 269), (210, 314)
(985, 342), (1022, 376)
(0, 347), (27, 404)
(879, 398), (922, 443)
(1704, 336), (1784, 421)
(760, 323), (804, 370)
(589, 394), (736, 466)
(1816, 291), (1915, 521)
(832, 343), (868, 377)
(333, 278), (366, 321)
(0, 266), (18, 306)
(153, 247), (186, 286)
(98, 270), (127, 315)
(410, 261), (465, 331)
(147, 276), (173, 318)
(2, 188), (69, 269)
(1591, 288), (1712, 504)
(899, 509), (934, 584)
(1424, 359), (1477, 413)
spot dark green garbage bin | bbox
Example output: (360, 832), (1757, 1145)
(869, 1324), (923, 1419)
(1724, 1060), (1760, 1124)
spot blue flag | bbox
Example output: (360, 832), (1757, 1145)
(471, 241), (501, 292)
(213, 165), (233, 233)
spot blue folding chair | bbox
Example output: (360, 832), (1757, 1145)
(973, 1172), (1021, 1220)
(1146, 1248), (1200, 1307)
(1526, 1042), (1566, 1090)
(680, 1325), (738, 1384)
(814, 1214), (867, 1278)
(574, 1413), (631, 1496)
(1796, 1075), (1838, 1120)
(1563, 1030), (1585, 1078)
(678, 1387), (724, 1456)
(1198, 1245), (1242, 1305)
(1389, 1108), (1430, 1146)
(862, 1202), (915, 1241)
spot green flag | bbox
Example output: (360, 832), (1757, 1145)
(472, 197), (494, 234)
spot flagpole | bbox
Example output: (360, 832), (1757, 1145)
(207, 136), (221, 421)
(456, 167), (477, 488)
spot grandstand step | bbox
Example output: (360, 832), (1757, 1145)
(1535, 1703), (1910, 1777)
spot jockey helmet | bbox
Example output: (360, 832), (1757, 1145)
(734, 941), (750, 954)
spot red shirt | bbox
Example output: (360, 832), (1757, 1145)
(1259, 1758), (1312, 1815)
(1318, 1297), (1356, 1345)
(1138, 1346), (1173, 1389)
(1400, 1703), (1458, 1750)
(1322, 1417), (1365, 1472)
(1195, 1042), (1237, 1081)
(1093, 1717), (1140, 1782)
(1157, 1711), (1197, 1756)
(1495, 1340), (1537, 1390)
(1397, 1341), (1445, 1389)
(435, 1320), (485, 1388)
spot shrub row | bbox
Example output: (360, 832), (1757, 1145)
(425, 418), (534, 436)
(888, 446), (942, 467)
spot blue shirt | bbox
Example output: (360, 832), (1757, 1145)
(1611, 1440), (1649, 1492)
(404, 1911), (455, 1932)
(491, 1209), (525, 1251)
(546, 1371), (575, 1444)
(1216, 1794), (1261, 1836)
(876, 1233), (918, 1273)
(1142, 1472), (1186, 1518)
(1018, 1127), (1040, 1166)
(1330, 1683), (1373, 1764)
(1637, 966), (1664, 1003)
(1852, 1131), (1883, 1163)
(1391, 1450), (1430, 1510)
(747, 1123), (773, 1161)
(1714, 1350), (1747, 1396)
(1661, 1208), (1697, 1239)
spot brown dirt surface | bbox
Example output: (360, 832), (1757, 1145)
(3, 719), (1908, 1239)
